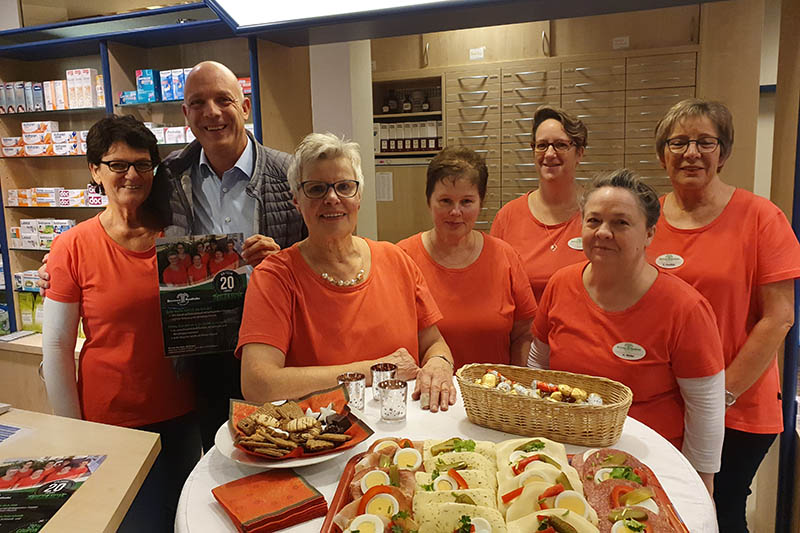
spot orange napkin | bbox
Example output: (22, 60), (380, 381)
(212, 469), (327, 533)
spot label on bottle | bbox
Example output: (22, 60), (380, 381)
(422, 102), (430, 111)
(402, 102), (412, 112)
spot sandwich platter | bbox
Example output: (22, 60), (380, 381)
(322, 436), (689, 533)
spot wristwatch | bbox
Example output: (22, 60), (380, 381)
(724, 390), (737, 407)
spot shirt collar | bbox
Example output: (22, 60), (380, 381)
(199, 137), (254, 179)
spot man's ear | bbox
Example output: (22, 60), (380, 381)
(241, 97), (251, 119)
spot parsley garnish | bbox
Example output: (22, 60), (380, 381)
(622, 518), (646, 532)
(392, 511), (409, 520)
(455, 515), (472, 533)
(452, 439), (476, 452)
(609, 466), (642, 484)
(520, 439), (546, 452)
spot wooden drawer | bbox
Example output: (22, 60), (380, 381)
(626, 122), (658, 139)
(446, 69), (501, 90)
(502, 82), (561, 102)
(446, 121), (501, 136)
(446, 134), (500, 147)
(502, 189), (530, 204)
(501, 117), (535, 136)
(501, 95), (561, 119)
(578, 154), (624, 173)
(474, 149), (502, 161)
(626, 69), (695, 90)
(445, 87), (500, 104)
(626, 86), (695, 108)
(562, 58), (625, 78)
(562, 75), (625, 94)
(502, 145), (534, 165)
(626, 103), (676, 123)
(572, 107), (625, 124)
(585, 122), (625, 139)
(501, 65), (561, 87)
(624, 138), (659, 155)
(502, 161), (538, 177)
(478, 206), (500, 222)
(625, 154), (663, 171)
(626, 53), (696, 74)
(562, 91), (626, 110)
(584, 138), (624, 155)
(502, 130), (534, 143)
(486, 173), (501, 189)
(446, 100), (501, 120)
(502, 176), (540, 189)
(474, 220), (493, 232)
(484, 188), (502, 204)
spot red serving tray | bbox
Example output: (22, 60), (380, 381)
(320, 450), (690, 532)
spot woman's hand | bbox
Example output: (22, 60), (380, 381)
(413, 356), (456, 413)
(375, 348), (420, 383)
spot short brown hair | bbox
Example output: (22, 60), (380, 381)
(580, 169), (661, 228)
(532, 105), (588, 149)
(425, 146), (488, 203)
(654, 98), (734, 163)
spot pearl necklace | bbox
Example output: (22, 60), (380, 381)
(321, 269), (365, 287)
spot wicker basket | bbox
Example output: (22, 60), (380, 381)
(456, 363), (633, 447)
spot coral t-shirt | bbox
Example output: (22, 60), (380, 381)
(46, 215), (195, 427)
(533, 262), (724, 447)
(208, 259), (229, 276)
(397, 233), (537, 367)
(491, 193), (584, 301)
(188, 264), (209, 283)
(236, 239), (442, 366)
(647, 189), (800, 434)
(162, 265), (189, 285)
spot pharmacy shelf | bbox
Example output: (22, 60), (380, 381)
(373, 111), (442, 120)
(1, 155), (86, 159)
(5, 206), (103, 209)
(2, 107), (106, 118)
(115, 100), (184, 109)
(375, 151), (439, 157)
(8, 248), (48, 252)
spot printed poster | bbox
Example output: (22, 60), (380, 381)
(157, 233), (248, 357)
(0, 454), (106, 533)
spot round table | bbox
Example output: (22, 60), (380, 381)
(175, 386), (718, 533)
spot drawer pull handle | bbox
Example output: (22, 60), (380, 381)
(638, 128), (654, 132)
(510, 102), (543, 107)
(514, 148), (533, 152)
(514, 163), (536, 167)
(459, 135), (490, 139)
(574, 98), (592, 102)
(474, 150), (490, 153)
(515, 118), (534, 122)
(510, 86), (545, 92)
(638, 144), (652, 148)
(461, 120), (489, 124)
(461, 105), (490, 109)
(459, 90), (489, 95)
(513, 133), (532, 137)
(458, 75), (489, 80)
(574, 82), (592, 87)
(512, 70), (547, 76)
(38, 361), (45, 381)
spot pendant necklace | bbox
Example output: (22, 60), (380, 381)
(543, 224), (559, 252)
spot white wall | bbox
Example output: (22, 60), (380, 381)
(753, 0), (781, 199)
(309, 41), (377, 239)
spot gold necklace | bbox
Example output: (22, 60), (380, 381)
(543, 224), (559, 252)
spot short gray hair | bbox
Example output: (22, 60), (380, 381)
(580, 168), (661, 228)
(287, 133), (364, 196)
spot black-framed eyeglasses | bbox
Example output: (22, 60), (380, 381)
(665, 137), (720, 154)
(300, 180), (360, 199)
(99, 160), (155, 173)
(532, 141), (574, 153)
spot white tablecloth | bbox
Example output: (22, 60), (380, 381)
(175, 386), (718, 533)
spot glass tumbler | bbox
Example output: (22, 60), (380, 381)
(370, 363), (397, 401)
(337, 372), (366, 411)
(377, 379), (408, 422)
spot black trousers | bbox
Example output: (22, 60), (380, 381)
(118, 411), (203, 533)
(714, 427), (777, 533)
(194, 352), (243, 452)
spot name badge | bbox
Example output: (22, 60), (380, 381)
(612, 342), (646, 361)
(655, 253), (684, 269)
(567, 237), (583, 250)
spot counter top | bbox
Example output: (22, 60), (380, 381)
(0, 408), (159, 532)
(0, 333), (83, 358)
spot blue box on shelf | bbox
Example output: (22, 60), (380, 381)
(119, 90), (139, 105)
(160, 69), (174, 101)
(136, 69), (161, 103)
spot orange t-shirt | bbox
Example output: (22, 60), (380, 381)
(46, 216), (195, 427)
(13, 473), (46, 489)
(224, 251), (241, 268)
(208, 259), (229, 276)
(236, 239), (442, 366)
(177, 254), (191, 270)
(647, 189), (800, 434)
(533, 262), (724, 447)
(397, 233), (537, 367)
(162, 265), (189, 285)
(491, 192), (584, 301)
(188, 264), (209, 283)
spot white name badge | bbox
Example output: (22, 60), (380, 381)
(655, 253), (684, 269)
(567, 237), (583, 250)
(612, 342), (646, 361)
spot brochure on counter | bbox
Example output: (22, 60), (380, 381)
(157, 233), (248, 358)
(0, 454), (106, 533)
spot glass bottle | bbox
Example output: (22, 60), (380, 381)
(387, 90), (399, 113)
(421, 93), (430, 112)
(401, 92), (412, 113)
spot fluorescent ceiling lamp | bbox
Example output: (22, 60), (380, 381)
(215, 0), (459, 28)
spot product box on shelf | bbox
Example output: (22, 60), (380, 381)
(172, 69), (186, 100)
(0, 82), (5, 114)
(86, 192), (108, 207)
(237, 77), (251, 95)
(13, 270), (40, 292)
(411, 122), (420, 150)
(379, 124), (388, 152)
(78, 130), (89, 142)
(136, 69), (161, 103)
(4, 82), (15, 113)
(1, 146), (23, 157)
(58, 189), (85, 207)
(21, 121), (58, 134)
(95, 75), (105, 108)
(13, 82), (25, 112)
(79, 142), (87, 155)
(119, 90), (138, 105)
(1, 137), (22, 147)
(23, 82), (34, 112)
(52, 143), (80, 156)
(34, 188), (64, 207)
(160, 70), (174, 101)
(32, 82), (44, 111)
(23, 144), (53, 157)
(51, 131), (78, 144)
(164, 126), (185, 144)
(80, 68), (98, 108)
(403, 123), (413, 150)
(53, 79), (69, 110)
(148, 126), (166, 144)
(22, 132), (52, 145)
(185, 126), (195, 143)
(9, 227), (20, 239)
(42, 80), (54, 111)
(19, 219), (38, 235)
(66, 69), (79, 108)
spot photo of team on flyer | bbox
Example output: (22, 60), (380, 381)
(158, 235), (244, 287)
(0, 455), (106, 491)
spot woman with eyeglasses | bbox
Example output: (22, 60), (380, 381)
(646, 98), (800, 532)
(491, 105), (587, 300)
(397, 146), (537, 368)
(237, 133), (456, 412)
(42, 115), (200, 531)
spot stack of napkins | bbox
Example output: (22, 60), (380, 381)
(212, 469), (327, 532)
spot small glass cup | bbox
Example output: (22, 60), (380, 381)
(370, 363), (397, 401)
(378, 379), (408, 422)
(337, 372), (366, 411)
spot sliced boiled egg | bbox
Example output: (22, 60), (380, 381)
(515, 464), (559, 485)
(431, 472), (458, 491)
(508, 450), (538, 464)
(554, 490), (591, 519)
(374, 439), (400, 454)
(364, 493), (399, 519)
(470, 517), (492, 533)
(633, 498), (659, 515)
(611, 519), (647, 533)
(345, 514), (385, 533)
(594, 468), (614, 483)
(393, 447), (422, 470)
(582, 448), (600, 462)
(360, 469), (390, 494)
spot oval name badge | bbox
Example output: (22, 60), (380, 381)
(567, 237), (583, 250)
(612, 342), (646, 361)
(655, 253), (684, 269)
